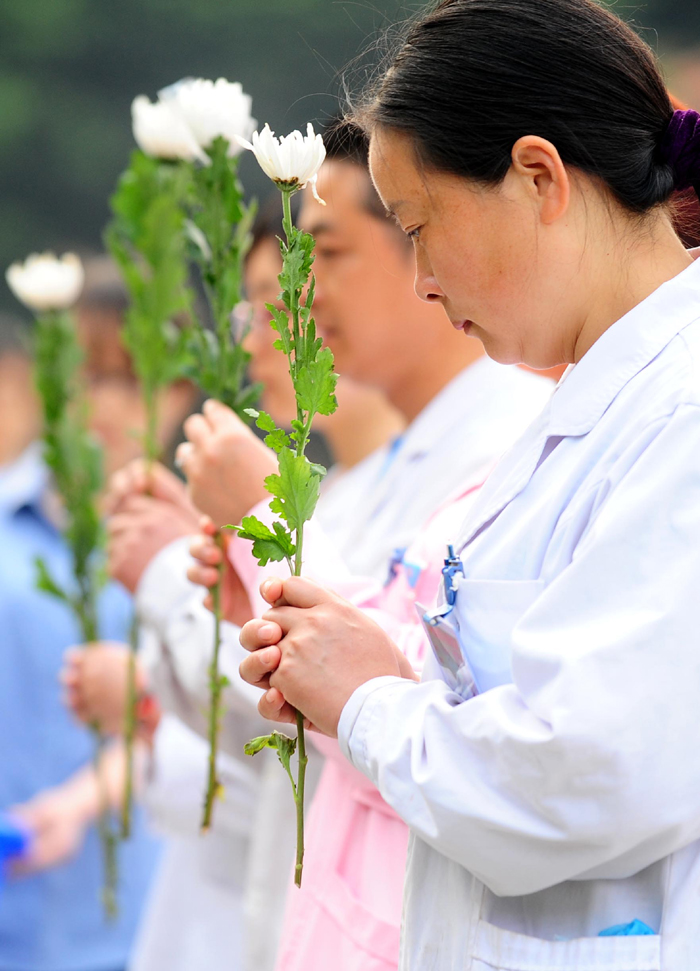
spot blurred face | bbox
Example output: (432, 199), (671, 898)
(243, 238), (298, 425)
(369, 128), (589, 369)
(76, 306), (194, 477)
(299, 160), (435, 389)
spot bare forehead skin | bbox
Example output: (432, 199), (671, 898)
(299, 159), (383, 237)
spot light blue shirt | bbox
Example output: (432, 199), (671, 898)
(0, 445), (160, 971)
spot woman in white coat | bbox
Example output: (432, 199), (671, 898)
(237, 0), (700, 968)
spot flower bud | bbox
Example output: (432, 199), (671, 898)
(6, 252), (84, 312)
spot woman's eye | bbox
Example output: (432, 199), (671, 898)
(407, 227), (421, 241)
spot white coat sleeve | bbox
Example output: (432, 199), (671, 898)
(136, 537), (267, 755)
(338, 404), (700, 897)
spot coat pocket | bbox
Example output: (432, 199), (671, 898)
(453, 578), (546, 693)
(471, 920), (661, 971)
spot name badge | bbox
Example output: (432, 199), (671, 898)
(416, 545), (478, 699)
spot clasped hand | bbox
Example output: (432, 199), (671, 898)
(239, 576), (418, 737)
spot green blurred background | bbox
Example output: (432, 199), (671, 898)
(2, 0), (699, 316)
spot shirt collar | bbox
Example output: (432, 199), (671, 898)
(0, 442), (49, 518)
(548, 257), (700, 437)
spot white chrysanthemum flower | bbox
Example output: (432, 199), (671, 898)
(131, 94), (207, 162)
(160, 77), (256, 157)
(6, 252), (84, 312)
(237, 123), (327, 203)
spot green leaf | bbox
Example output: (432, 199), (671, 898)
(264, 448), (322, 534)
(35, 557), (70, 604)
(236, 515), (295, 567)
(244, 732), (298, 777)
(295, 345), (338, 418)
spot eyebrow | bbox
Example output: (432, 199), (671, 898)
(384, 200), (406, 218)
(303, 221), (337, 237)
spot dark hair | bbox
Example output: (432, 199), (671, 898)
(322, 116), (404, 222)
(359, 0), (677, 214)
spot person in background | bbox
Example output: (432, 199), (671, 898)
(0, 261), (166, 971)
(176, 119), (555, 971)
(63, 198), (405, 971)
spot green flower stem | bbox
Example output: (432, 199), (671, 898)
(283, 187), (308, 885)
(120, 615), (139, 839)
(201, 532), (226, 831)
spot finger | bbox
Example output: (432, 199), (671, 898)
(239, 619), (284, 652)
(259, 577), (286, 607)
(239, 645), (282, 689)
(258, 688), (315, 729)
(278, 576), (339, 610)
(183, 413), (210, 447)
(186, 563), (220, 589)
(199, 515), (217, 536)
(189, 535), (223, 565)
(175, 442), (194, 472)
(144, 463), (187, 504)
(202, 398), (240, 431)
(257, 687), (297, 724)
(260, 604), (316, 635)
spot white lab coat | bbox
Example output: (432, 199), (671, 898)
(339, 258), (700, 970)
(136, 358), (553, 971)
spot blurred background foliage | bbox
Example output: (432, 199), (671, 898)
(1, 0), (700, 316)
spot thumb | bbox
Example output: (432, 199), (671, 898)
(277, 575), (340, 609)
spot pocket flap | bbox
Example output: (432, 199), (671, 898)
(473, 920), (661, 971)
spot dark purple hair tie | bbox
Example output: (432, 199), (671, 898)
(659, 108), (700, 194)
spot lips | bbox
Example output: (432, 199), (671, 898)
(451, 319), (473, 333)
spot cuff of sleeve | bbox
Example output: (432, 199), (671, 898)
(136, 535), (196, 631)
(338, 676), (413, 772)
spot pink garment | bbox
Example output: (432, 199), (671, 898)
(230, 483), (483, 971)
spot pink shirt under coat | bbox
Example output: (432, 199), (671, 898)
(229, 481), (483, 971)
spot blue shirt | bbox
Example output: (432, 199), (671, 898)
(0, 445), (160, 971)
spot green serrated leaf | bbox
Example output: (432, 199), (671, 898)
(237, 514), (295, 567)
(295, 346), (338, 418)
(244, 732), (298, 776)
(264, 448), (322, 534)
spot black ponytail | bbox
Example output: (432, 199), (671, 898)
(358, 0), (677, 214)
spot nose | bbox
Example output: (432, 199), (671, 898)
(413, 249), (444, 304)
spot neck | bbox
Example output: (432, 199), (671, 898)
(574, 213), (693, 363)
(322, 389), (405, 470)
(387, 332), (484, 422)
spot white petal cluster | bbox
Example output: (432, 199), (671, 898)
(131, 77), (255, 162)
(161, 78), (256, 157)
(132, 94), (207, 162)
(238, 123), (326, 202)
(6, 252), (84, 312)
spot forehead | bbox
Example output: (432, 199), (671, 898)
(299, 159), (375, 232)
(368, 128), (428, 215)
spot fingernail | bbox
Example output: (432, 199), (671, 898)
(261, 648), (276, 664)
(259, 623), (277, 640)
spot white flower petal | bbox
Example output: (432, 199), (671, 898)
(131, 94), (206, 162)
(239, 122), (327, 189)
(161, 77), (256, 157)
(6, 252), (84, 312)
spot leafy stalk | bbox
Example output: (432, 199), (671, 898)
(238, 186), (337, 887)
(105, 149), (194, 836)
(179, 136), (261, 831)
(33, 310), (119, 918)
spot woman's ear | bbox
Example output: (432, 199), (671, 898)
(510, 136), (570, 225)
